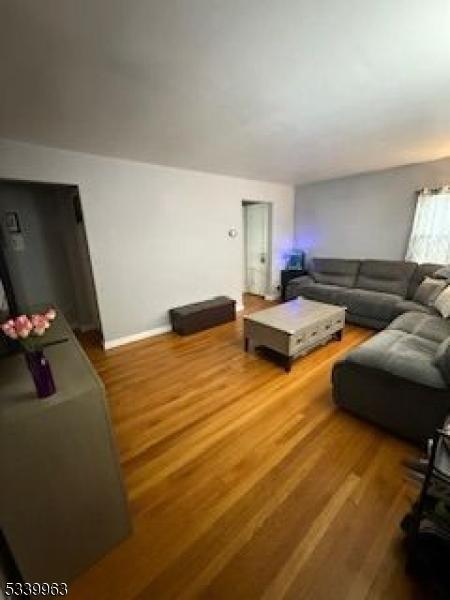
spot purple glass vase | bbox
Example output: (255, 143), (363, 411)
(25, 349), (56, 398)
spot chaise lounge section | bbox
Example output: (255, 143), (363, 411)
(332, 312), (450, 444)
(286, 257), (449, 444)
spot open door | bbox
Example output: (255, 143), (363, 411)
(243, 202), (270, 297)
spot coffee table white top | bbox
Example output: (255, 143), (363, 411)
(244, 298), (345, 334)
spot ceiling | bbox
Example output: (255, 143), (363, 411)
(1, 1), (450, 185)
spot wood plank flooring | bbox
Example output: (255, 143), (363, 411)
(70, 295), (424, 599)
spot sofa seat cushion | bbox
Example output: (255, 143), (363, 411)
(339, 288), (401, 321)
(310, 258), (360, 288)
(356, 260), (417, 297)
(388, 312), (450, 344)
(345, 329), (446, 389)
(298, 283), (348, 305)
(391, 300), (439, 320)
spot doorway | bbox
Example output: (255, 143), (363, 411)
(0, 180), (101, 334)
(242, 201), (271, 298)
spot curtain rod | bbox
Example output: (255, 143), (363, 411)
(416, 185), (450, 195)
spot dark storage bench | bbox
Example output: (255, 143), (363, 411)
(169, 296), (236, 335)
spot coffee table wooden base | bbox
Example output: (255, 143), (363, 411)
(244, 339), (296, 372)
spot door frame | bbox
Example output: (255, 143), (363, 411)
(0, 179), (102, 335)
(242, 200), (272, 299)
(0, 236), (17, 315)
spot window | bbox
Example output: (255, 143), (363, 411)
(406, 188), (450, 264)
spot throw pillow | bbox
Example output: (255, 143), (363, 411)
(434, 265), (450, 280)
(413, 276), (447, 306)
(434, 286), (450, 318)
(434, 337), (450, 385)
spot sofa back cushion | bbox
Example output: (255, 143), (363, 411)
(407, 263), (443, 299)
(310, 258), (360, 288)
(355, 260), (417, 297)
(388, 311), (450, 344)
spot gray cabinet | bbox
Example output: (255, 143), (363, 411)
(0, 316), (130, 584)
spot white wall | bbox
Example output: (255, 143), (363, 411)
(0, 139), (294, 345)
(295, 155), (450, 262)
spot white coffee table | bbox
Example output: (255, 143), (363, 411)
(244, 298), (346, 372)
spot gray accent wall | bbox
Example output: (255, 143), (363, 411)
(295, 155), (450, 262)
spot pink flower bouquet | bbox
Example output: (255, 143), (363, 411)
(1, 308), (57, 351)
(1, 308), (58, 398)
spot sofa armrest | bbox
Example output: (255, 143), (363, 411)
(332, 358), (450, 443)
(285, 275), (314, 301)
(289, 275), (314, 286)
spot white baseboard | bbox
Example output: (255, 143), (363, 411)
(104, 300), (244, 350)
(104, 325), (172, 350)
(264, 294), (280, 301)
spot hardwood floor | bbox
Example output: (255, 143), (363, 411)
(70, 295), (423, 599)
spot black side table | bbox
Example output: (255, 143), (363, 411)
(280, 269), (306, 301)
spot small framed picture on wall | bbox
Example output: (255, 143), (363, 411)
(4, 211), (21, 233)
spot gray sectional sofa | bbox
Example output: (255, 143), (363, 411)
(286, 258), (450, 444)
(285, 258), (442, 329)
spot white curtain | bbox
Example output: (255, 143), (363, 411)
(406, 189), (450, 264)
